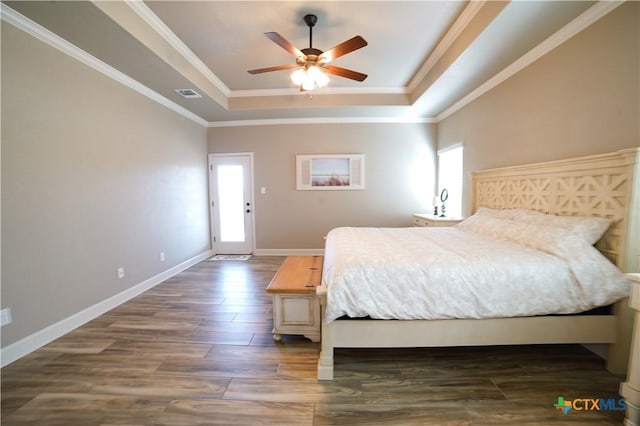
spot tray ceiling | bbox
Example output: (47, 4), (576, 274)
(3, 1), (609, 126)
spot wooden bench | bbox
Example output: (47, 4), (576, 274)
(266, 256), (323, 342)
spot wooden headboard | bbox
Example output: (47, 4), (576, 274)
(471, 148), (640, 272)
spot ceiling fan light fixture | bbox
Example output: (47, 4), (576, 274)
(291, 68), (307, 86)
(308, 66), (329, 86)
(301, 78), (315, 92)
(291, 66), (329, 92)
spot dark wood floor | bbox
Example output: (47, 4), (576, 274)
(1, 256), (627, 425)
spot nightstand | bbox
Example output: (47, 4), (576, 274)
(621, 273), (640, 426)
(413, 213), (463, 227)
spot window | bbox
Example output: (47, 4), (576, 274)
(437, 144), (463, 218)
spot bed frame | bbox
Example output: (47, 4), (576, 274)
(317, 148), (640, 380)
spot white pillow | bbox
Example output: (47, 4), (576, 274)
(512, 209), (611, 245)
(474, 207), (519, 220)
(457, 214), (570, 246)
(457, 214), (630, 307)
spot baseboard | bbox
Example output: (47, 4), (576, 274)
(0, 249), (212, 367)
(253, 248), (325, 256)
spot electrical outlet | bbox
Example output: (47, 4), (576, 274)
(117, 267), (125, 279)
(160, 252), (165, 262)
(1, 308), (12, 327)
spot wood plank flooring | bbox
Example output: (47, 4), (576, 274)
(1, 256), (627, 425)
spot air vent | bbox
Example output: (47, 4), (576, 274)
(175, 89), (202, 99)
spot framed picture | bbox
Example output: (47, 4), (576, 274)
(296, 154), (365, 190)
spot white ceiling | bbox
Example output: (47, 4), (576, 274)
(3, 1), (608, 126)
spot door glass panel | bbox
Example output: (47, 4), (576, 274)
(217, 164), (245, 242)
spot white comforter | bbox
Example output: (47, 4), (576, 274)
(322, 224), (630, 323)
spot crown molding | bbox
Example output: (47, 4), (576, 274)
(1, 4), (208, 127)
(436, 0), (625, 122)
(125, 1), (231, 98)
(230, 86), (410, 98)
(407, 1), (485, 93)
(208, 116), (436, 128)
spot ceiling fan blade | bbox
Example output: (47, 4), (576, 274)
(318, 36), (367, 63)
(323, 65), (368, 82)
(264, 32), (304, 58)
(248, 64), (299, 74)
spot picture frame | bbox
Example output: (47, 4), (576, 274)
(296, 154), (365, 190)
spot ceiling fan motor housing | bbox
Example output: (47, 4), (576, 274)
(300, 50), (323, 69)
(302, 48), (323, 56)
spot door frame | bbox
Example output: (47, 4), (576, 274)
(208, 152), (255, 255)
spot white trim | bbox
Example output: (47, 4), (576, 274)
(208, 116), (436, 128)
(208, 153), (256, 255)
(437, 142), (464, 156)
(0, 250), (213, 367)
(0, 3), (208, 128)
(209, 152), (255, 157)
(254, 249), (325, 256)
(407, 1), (486, 92)
(436, 0), (624, 122)
(230, 86), (409, 98)
(125, 1), (231, 97)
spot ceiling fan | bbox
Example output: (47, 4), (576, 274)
(248, 14), (368, 90)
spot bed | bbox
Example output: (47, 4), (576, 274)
(317, 148), (640, 380)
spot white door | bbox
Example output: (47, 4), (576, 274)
(209, 153), (254, 254)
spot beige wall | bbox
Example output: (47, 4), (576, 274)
(209, 123), (437, 249)
(438, 2), (640, 215)
(1, 24), (210, 347)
